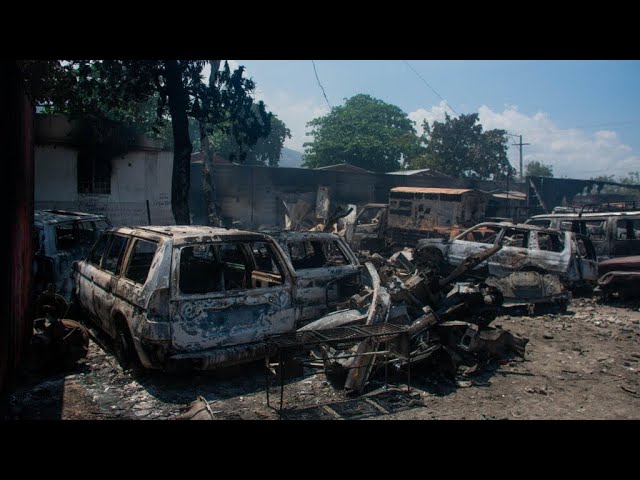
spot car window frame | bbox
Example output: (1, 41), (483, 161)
(121, 236), (159, 286)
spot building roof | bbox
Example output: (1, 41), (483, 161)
(390, 187), (480, 195)
(387, 169), (450, 177)
(314, 163), (373, 173)
(492, 191), (527, 201)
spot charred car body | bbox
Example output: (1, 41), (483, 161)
(415, 222), (598, 305)
(273, 231), (362, 322)
(72, 226), (379, 372)
(525, 210), (640, 260)
(346, 188), (488, 252)
(34, 210), (111, 299)
(594, 255), (640, 300)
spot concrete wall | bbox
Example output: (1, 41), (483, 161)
(190, 163), (526, 229)
(35, 115), (175, 226)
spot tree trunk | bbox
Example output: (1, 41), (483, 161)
(200, 60), (222, 227)
(164, 60), (192, 225)
(200, 126), (220, 226)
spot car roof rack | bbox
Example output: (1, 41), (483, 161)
(552, 201), (640, 215)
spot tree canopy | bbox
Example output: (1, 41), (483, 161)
(302, 94), (422, 173)
(525, 160), (554, 178)
(408, 113), (515, 180)
(209, 108), (290, 167)
(21, 60), (275, 223)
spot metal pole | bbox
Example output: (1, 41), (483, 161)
(519, 135), (523, 180)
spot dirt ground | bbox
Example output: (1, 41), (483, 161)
(7, 296), (640, 420)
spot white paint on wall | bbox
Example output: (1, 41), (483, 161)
(35, 146), (175, 227)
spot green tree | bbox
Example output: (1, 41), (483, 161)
(410, 113), (515, 180)
(590, 172), (640, 195)
(302, 94), (423, 172)
(525, 160), (554, 177)
(210, 109), (290, 167)
(619, 171), (640, 185)
(22, 60), (270, 225)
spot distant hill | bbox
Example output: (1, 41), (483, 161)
(279, 147), (305, 168)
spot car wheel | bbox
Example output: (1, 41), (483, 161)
(113, 323), (137, 370)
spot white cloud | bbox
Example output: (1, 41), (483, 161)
(408, 101), (450, 135)
(256, 90), (329, 151)
(197, 61), (325, 152)
(408, 103), (639, 179)
(201, 60), (241, 83)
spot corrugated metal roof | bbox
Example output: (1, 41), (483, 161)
(390, 187), (479, 195)
(387, 169), (431, 176)
(492, 192), (527, 200)
(315, 163), (373, 173)
(387, 169), (450, 177)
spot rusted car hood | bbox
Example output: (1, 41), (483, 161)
(598, 255), (640, 275)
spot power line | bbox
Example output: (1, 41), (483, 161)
(402, 60), (458, 115)
(311, 60), (331, 109)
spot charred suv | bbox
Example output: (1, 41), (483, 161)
(415, 222), (598, 288)
(72, 226), (305, 370)
(34, 210), (111, 299)
(72, 226), (375, 371)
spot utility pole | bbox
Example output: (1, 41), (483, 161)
(511, 135), (530, 180)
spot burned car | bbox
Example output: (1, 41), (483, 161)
(594, 255), (640, 300)
(274, 231), (362, 322)
(34, 210), (111, 299)
(415, 222), (598, 290)
(72, 226), (303, 370)
(526, 210), (640, 260)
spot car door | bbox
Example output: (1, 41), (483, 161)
(284, 236), (360, 321)
(75, 232), (112, 318)
(612, 218), (640, 257)
(114, 237), (164, 336)
(526, 230), (569, 276)
(571, 234), (599, 282)
(487, 227), (531, 276)
(92, 234), (130, 332)
(447, 224), (501, 269)
(169, 239), (296, 353)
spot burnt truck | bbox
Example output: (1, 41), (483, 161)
(346, 187), (488, 252)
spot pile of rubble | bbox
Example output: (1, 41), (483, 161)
(292, 244), (530, 394)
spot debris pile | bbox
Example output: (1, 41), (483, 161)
(297, 244), (529, 394)
(31, 286), (89, 370)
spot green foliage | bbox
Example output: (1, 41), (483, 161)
(619, 171), (640, 185)
(590, 172), (640, 194)
(302, 94), (423, 173)
(525, 160), (554, 178)
(211, 112), (290, 166)
(21, 60), (273, 159)
(410, 113), (515, 180)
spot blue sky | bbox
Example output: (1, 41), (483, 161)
(226, 60), (640, 179)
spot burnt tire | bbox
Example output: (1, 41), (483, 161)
(415, 247), (446, 273)
(113, 321), (138, 370)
